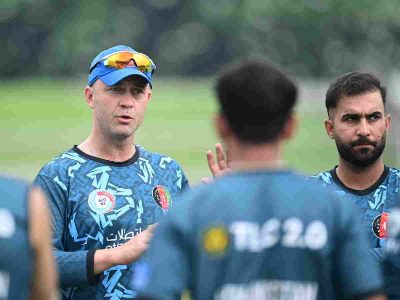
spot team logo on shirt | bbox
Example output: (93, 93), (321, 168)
(372, 212), (389, 238)
(202, 225), (230, 256)
(88, 189), (116, 214)
(152, 185), (171, 210)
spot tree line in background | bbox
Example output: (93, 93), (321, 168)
(2, 0), (400, 78)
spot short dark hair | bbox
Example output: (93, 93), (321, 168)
(215, 59), (297, 144)
(325, 72), (386, 116)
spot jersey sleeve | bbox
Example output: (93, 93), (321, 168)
(133, 199), (193, 300)
(181, 170), (189, 191)
(174, 160), (189, 191)
(33, 173), (96, 288)
(383, 208), (400, 299)
(333, 199), (384, 299)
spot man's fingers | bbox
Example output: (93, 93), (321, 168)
(140, 225), (157, 244)
(201, 177), (212, 184)
(206, 150), (220, 177)
(145, 224), (157, 235)
(215, 143), (227, 170)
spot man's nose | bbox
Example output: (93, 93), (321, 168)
(356, 119), (371, 136)
(119, 94), (135, 108)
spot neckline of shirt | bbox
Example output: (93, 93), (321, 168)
(72, 145), (140, 167)
(329, 165), (390, 196)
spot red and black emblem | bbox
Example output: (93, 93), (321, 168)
(372, 212), (389, 238)
(152, 185), (171, 210)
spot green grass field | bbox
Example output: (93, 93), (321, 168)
(0, 78), (396, 184)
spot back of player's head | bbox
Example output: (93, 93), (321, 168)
(325, 72), (386, 115)
(215, 59), (297, 143)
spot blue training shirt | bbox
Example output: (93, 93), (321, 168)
(0, 175), (32, 300)
(34, 145), (188, 300)
(310, 166), (400, 260)
(134, 170), (383, 300)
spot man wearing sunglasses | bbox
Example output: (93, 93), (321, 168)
(34, 45), (189, 299)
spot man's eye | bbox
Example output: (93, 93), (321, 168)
(111, 87), (123, 92)
(344, 116), (355, 122)
(368, 114), (380, 121)
(132, 88), (143, 95)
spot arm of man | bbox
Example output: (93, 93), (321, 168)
(34, 174), (156, 288)
(34, 174), (92, 288)
(29, 187), (58, 300)
(93, 225), (156, 274)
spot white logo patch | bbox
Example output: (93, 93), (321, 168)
(88, 189), (116, 214)
(0, 209), (15, 239)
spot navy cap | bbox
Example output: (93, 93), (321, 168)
(88, 45), (155, 87)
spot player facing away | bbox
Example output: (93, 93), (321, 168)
(309, 72), (400, 261)
(0, 175), (57, 300)
(133, 60), (386, 300)
(206, 72), (400, 262)
(33, 45), (189, 299)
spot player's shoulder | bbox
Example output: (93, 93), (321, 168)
(137, 145), (184, 170)
(36, 147), (85, 178)
(0, 174), (28, 186)
(294, 171), (358, 223)
(166, 170), (353, 233)
(388, 166), (400, 183)
(0, 174), (29, 192)
(307, 169), (334, 185)
(0, 174), (30, 219)
(308, 170), (331, 180)
(191, 170), (339, 208)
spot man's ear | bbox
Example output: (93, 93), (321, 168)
(325, 118), (335, 139)
(385, 114), (391, 131)
(280, 113), (298, 141)
(214, 113), (231, 140)
(146, 85), (152, 103)
(84, 86), (95, 109)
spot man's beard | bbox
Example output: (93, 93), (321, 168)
(335, 132), (386, 168)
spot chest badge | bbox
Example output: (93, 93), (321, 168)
(88, 189), (116, 214)
(372, 212), (390, 238)
(152, 185), (171, 210)
(203, 225), (230, 256)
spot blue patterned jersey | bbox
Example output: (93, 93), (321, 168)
(310, 166), (400, 260)
(33, 145), (188, 300)
(134, 170), (382, 300)
(0, 175), (32, 300)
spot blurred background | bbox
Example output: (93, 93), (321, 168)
(1, 0), (400, 184)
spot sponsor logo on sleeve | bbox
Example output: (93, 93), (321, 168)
(152, 185), (171, 210)
(88, 189), (116, 214)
